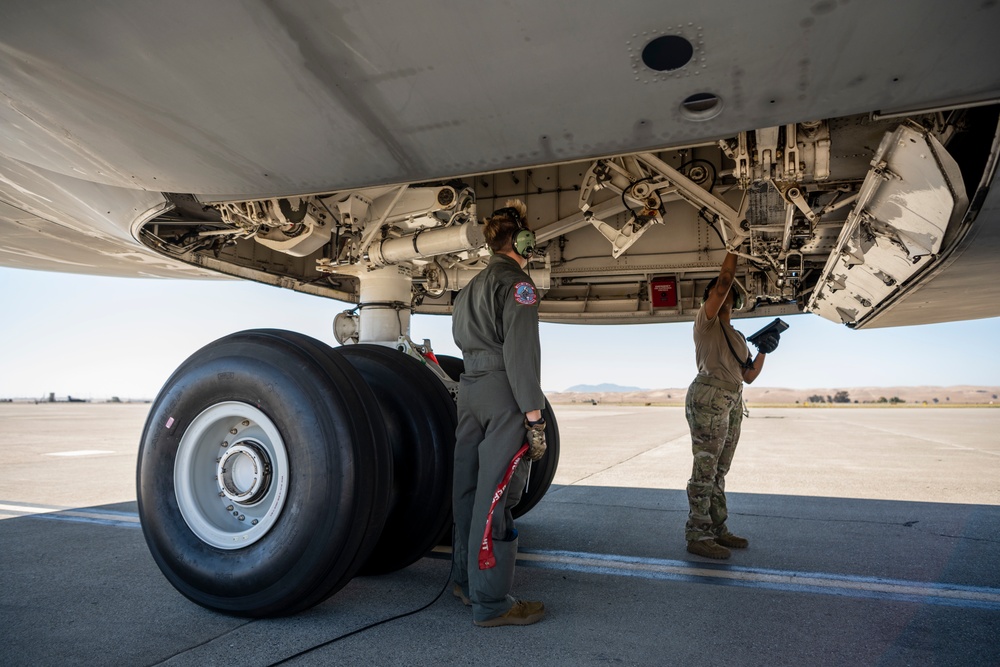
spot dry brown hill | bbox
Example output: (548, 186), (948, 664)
(548, 385), (1000, 406)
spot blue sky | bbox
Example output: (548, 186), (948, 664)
(1, 266), (998, 400)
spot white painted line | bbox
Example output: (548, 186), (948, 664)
(431, 546), (1000, 610)
(7, 508), (998, 610)
(0, 502), (140, 527)
(516, 549), (1000, 607)
(57, 509), (140, 523)
(0, 502), (63, 515)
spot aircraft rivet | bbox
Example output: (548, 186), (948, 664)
(233, 511), (239, 516)
(230, 428), (238, 435)
(222, 441), (229, 447)
(241, 420), (250, 426)
(219, 492), (225, 497)
(238, 515), (245, 521)
(226, 505), (234, 511)
(252, 519), (259, 525)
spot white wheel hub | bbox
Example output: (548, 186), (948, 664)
(174, 402), (289, 550)
(218, 441), (271, 504)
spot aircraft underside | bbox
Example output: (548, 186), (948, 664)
(2, 0), (999, 617)
(102, 103), (1000, 616)
(143, 105), (1000, 336)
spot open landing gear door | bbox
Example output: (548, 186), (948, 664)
(806, 125), (969, 327)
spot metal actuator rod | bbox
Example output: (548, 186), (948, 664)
(367, 223), (485, 267)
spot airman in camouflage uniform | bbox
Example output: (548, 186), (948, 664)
(685, 251), (774, 559)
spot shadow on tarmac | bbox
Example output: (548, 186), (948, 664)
(1, 486), (998, 667)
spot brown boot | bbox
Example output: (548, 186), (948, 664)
(474, 599), (545, 627)
(716, 533), (749, 549)
(452, 583), (471, 606)
(686, 539), (731, 559)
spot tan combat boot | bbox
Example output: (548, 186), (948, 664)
(686, 538), (731, 559)
(716, 533), (749, 549)
(452, 583), (471, 606)
(474, 599), (545, 627)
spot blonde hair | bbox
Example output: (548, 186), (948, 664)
(484, 199), (528, 253)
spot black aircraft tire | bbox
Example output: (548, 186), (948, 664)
(435, 355), (559, 519)
(336, 345), (456, 575)
(512, 400), (560, 518)
(435, 355), (465, 386)
(136, 329), (392, 617)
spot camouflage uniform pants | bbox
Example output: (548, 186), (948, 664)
(685, 378), (743, 542)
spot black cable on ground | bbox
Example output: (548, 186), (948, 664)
(148, 621), (256, 666)
(149, 532), (455, 667)
(264, 528), (456, 667)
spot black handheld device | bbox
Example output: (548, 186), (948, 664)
(746, 318), (789, 346)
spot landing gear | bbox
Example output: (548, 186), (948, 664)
(137, 337), (559, 616)
(137, 330), (392, 617)
(336, 344), (456, 575)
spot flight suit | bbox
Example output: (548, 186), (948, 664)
(451, 253), (544, 623)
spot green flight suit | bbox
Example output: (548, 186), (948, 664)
(451, 253), (544, 623)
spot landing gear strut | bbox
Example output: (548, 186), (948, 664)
(137, 260), (560, 616)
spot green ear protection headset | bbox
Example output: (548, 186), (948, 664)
(491, 206), (536, 258)
(703, 277), (745, 310)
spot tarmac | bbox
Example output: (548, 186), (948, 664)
(2, 402), (999, 666)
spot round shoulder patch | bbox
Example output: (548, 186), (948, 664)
(513, 281), (538, 305)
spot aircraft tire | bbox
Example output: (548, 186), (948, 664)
(136, 329), (391, 617)
(336, 344), (456, 575)
(435, 355), (560, 519)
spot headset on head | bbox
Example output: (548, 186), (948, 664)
(491, 206), (536, 259)
(703, 277), (745, 311)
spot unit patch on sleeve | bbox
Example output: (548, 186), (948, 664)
(513, 281), (538, 305)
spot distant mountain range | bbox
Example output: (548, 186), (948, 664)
(563, 383), (648, 393)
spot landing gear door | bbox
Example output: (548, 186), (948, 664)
(806, 125), (968, 326)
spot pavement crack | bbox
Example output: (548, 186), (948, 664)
(146, 620), (256, 666)
(561, 437), (687, 487)
(804, 413), (1000, 456)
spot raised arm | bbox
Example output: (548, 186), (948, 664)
(704, 252), (738, 321)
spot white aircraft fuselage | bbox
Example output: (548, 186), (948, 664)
(2, 0), (1000, 618)
(1, 0), (998, 330)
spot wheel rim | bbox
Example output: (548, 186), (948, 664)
(174, 401), (289, 550)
